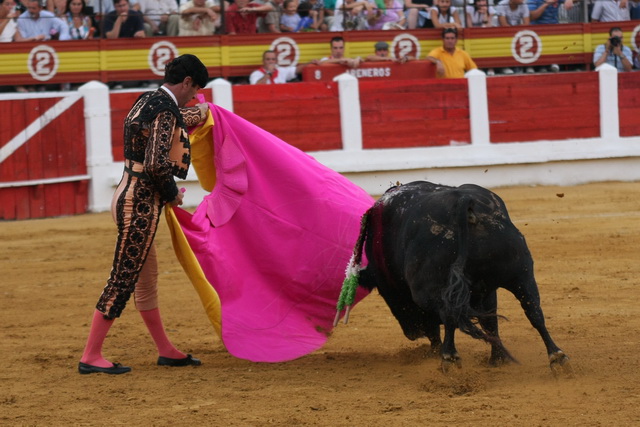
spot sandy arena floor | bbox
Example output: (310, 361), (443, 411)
(1, 181), (639, 426)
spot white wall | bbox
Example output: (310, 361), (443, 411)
(44, 64), (640, 210)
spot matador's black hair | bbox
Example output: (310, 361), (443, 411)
(164, 54), (208, 88)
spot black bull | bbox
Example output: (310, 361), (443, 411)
(339, 181), (572, 375)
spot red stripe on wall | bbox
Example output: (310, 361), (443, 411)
(618, 72), (640, 138)
(487, 73), (600, 143)
(233, 82), (342, 152)
(361, 79), (471, 148)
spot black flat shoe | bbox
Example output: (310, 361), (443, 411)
(78, 362), (131, 375)
(157, 354), (201, 367)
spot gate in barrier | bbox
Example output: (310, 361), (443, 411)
(0, 94), (89, 220)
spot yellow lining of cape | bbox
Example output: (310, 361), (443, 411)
(190, 110), (216, 192)
(165, 110), (222, 337)
(165, 206), (222, 338)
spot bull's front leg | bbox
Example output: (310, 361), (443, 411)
(440, 322), (462, 373)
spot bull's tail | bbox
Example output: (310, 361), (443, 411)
(334, 209), (370, 327)
(443, 195), (517, 362)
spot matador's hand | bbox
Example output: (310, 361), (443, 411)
(196, 102), (209, 121)
(169, 190), (184, 206)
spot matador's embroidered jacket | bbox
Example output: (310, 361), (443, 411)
(124, 89), (203, 202)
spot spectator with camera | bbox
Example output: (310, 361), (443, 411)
(593, 26), (633, 72)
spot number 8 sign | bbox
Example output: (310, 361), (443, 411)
(511, 30), (542, 65)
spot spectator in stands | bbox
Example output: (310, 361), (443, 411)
(365, 40), (414, 62)
(591, 0), (630, 22)
(593, 26), (633, 71)
(280, 0), (301, 31)
(87, 0), (113, 36)
(426, 27), (477, 78)
(293, 1), (314, 31)
(104, 0), (145, 38)
(369, 0), (406, 30)
(495, 0), (529, 74)
(529, 0), (573, 25)
(226, 0), (272, 34)
(89, 0), (113, 17)
(0, 0), (19, 42)
(421, 0), (462, 29)
(466, 0), (495, 27)
(466, 0), (495, 75)
(299, 0), (326, 31)
(250, 49), (318, 84)
(404, 0), (431, 29)
(179, 0), (219, 36)
(65, 0), (96, 39)
(258, 0), (283, 33)
(15, 0), (71, 40)
(136, 0), (179, 36)
(496, 0), (529, 26)
(320, 35), (362, 67)
(527, 0), (573, 73)
(89, 0), (114, 30)
(323, 0), (336, 29)
(47, 0), (67, 16)
(330, 0), (375, 31)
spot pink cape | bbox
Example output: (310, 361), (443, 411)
(167, 104), (373, 362)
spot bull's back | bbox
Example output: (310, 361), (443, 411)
(373, 181), (527, 287)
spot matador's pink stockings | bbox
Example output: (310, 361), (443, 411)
(80, 309), (116, 368)
(139, 308), (186, 359)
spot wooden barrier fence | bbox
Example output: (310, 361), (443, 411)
(2, 67), (640, 221)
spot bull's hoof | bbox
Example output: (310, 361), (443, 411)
(440, 355), (462, 374)
(549, 351), (573, 378)
(488, 355), (511, 367)
(428, 342), (442, 358)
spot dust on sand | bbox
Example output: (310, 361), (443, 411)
(1, 182), (639, 426)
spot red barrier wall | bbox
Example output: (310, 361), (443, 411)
(0, 97), (87, 220)
(232, 82), (342, 152)
(360, 79), (471, 148)
(619, 73), (640, 138)
(487, 73), (600, 143)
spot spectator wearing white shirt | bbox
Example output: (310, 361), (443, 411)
(136, 0), (179, 36)
(0, 0), (19, 42)
(179, 0), (220, 36)
(249, 49), (318, 84)
(591, 0), (630, 22)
